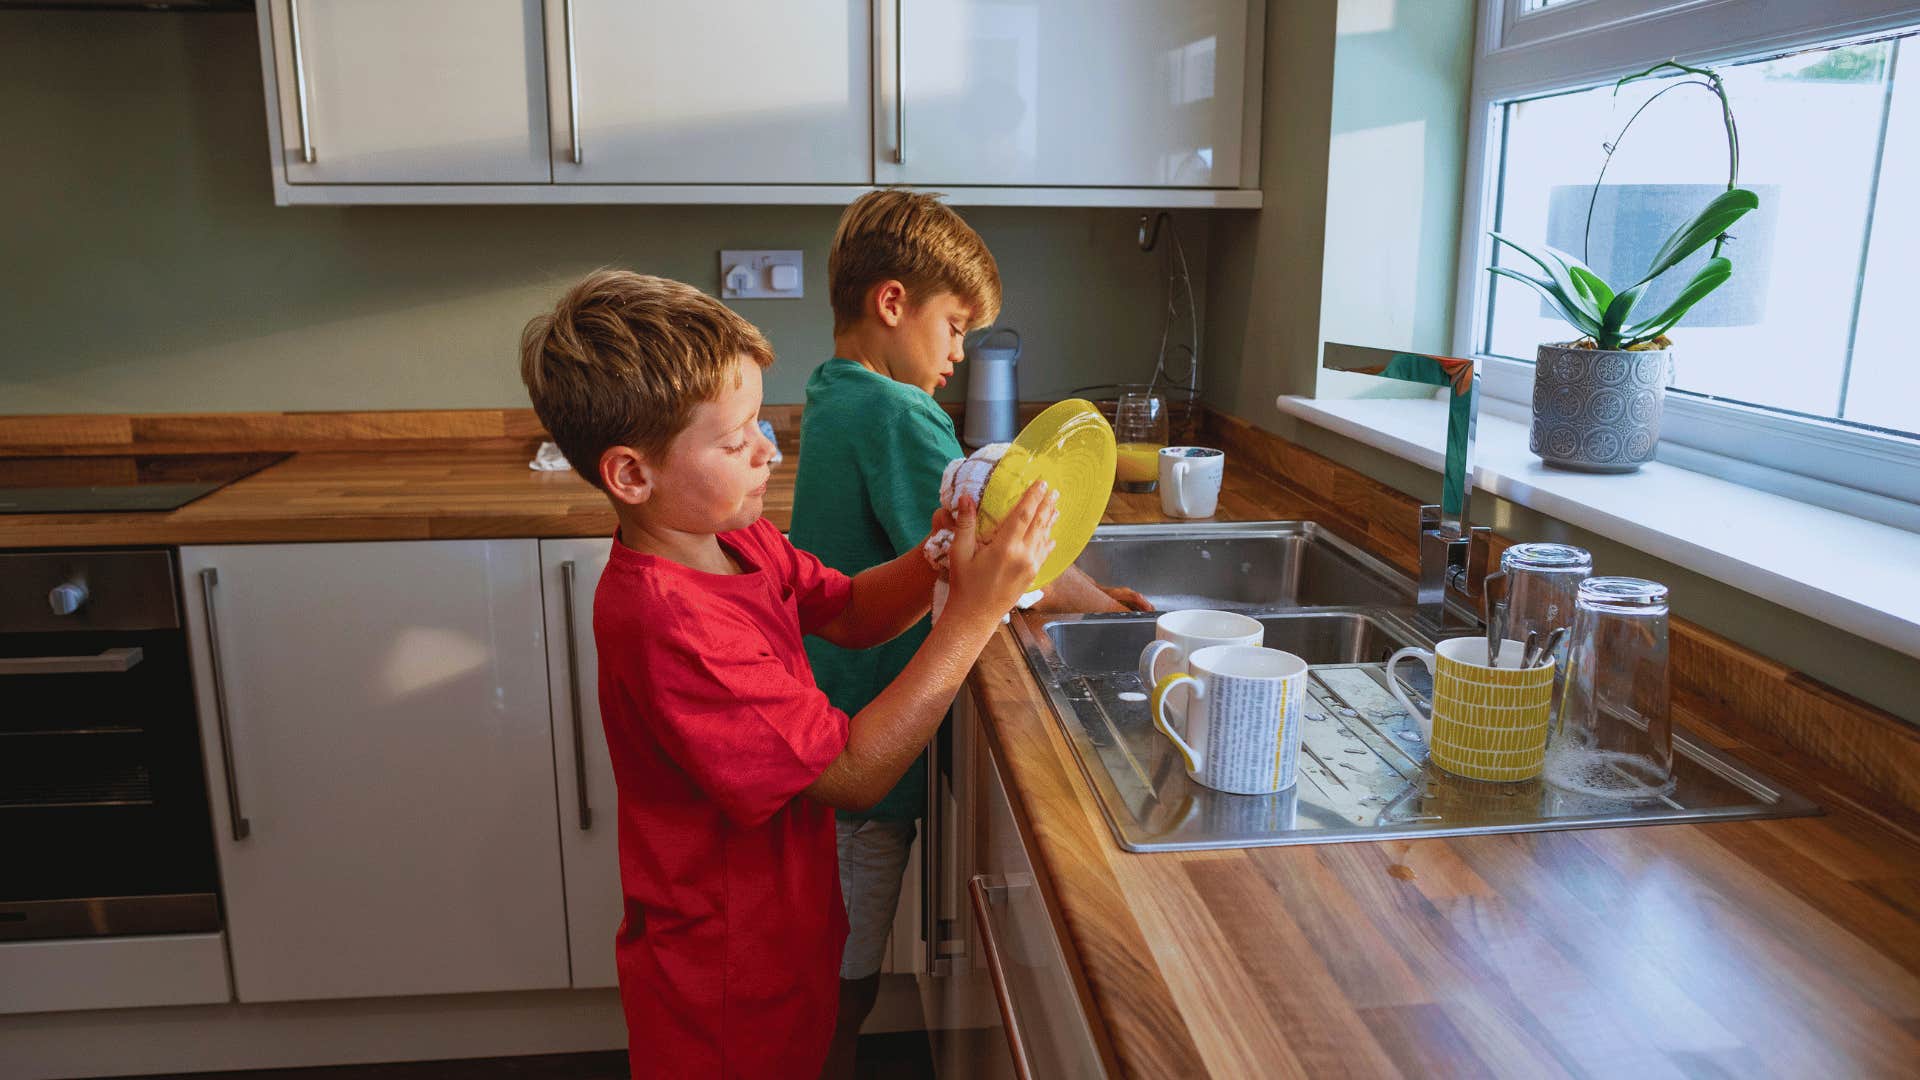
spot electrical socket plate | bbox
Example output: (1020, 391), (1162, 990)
(719, 250), (803, 300)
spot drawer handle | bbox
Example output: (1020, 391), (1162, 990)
(563, 0), (582, 165)
(969, 874), (1036, 1080)
(0, 647), (142, 676)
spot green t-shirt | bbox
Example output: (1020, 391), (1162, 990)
(792, 358), (962, 822)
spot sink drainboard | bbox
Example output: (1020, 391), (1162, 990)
(1014, 610), (1820, 852)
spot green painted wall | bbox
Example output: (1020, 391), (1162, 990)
(1204, 0), (1918, 724)
(0, 10), (1202, 413)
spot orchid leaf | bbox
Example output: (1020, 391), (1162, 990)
(1632, 188), (1758, 288)
(1624, 257), (1732, 345)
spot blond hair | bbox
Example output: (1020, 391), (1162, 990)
(519, 270), (774, 489)
(828, 190), (1002, 333)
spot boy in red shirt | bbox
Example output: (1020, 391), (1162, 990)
(519, 271), (1055, 1078)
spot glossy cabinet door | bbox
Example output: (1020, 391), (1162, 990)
(925, 687), (1103, 1078)
(539, 538), (622, 989)
(877, 0), (1248, 188)
(264, 0), (552, 183)
(179, 541), (569, 1002)
(553, 0), (871, 183)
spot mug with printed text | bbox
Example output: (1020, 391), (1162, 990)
(1149, 644), (1309, 795)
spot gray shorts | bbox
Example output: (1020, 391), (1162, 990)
(835, 817), (917, 980)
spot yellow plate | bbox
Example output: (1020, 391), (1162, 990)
(977, 399), (1116, 589)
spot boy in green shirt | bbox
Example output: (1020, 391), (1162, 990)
(793, 190), (1148, 1077)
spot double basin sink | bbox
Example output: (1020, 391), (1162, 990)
(1015, 522), (1818, 851)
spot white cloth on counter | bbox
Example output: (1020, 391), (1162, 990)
(921, 442), (1043, 623)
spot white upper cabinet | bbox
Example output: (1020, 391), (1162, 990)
(265, 0), (553, 183)
(876, 0), (1252, 188)
(538, 538), (622, 989)
(552, 0), (871, 184)
(179, 540), (570, 1003)
(253, 0), (1262, 203)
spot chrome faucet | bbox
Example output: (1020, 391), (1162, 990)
(1321, 343), (1490, 631)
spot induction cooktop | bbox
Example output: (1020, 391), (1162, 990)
(0, 453), (289, 514)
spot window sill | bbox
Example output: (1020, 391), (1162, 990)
(1275, 394), (1920, 660)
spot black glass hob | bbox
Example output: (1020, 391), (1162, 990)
(0, 453), (289, 514)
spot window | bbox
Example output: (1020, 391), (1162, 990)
(1459, 0), (1920, 521)
(1485, 34), (1916, 436)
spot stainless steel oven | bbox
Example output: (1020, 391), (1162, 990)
(0, 549), (221, 941)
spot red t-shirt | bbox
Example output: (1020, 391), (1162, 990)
(592, 518), (854, 1079)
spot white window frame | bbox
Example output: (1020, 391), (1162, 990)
(1455, 0), (1920, 529)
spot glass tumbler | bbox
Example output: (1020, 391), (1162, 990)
(1554, 577), (1674, 793)
(1501, 542), (1592, 668)
(1113, 388), (1170, 493)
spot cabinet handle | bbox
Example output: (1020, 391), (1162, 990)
(892, 0), (905, 164)
(563, 0), (582, 165)
(287, 0), (316, 164)
(969, 875), (1035, 1080)
(197, 569), (252, 842)
(922, 711), (942, 974)
(560, 560), (592, 830)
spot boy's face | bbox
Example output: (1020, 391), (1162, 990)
(893, 289), (974, 395)
(622, 357), (777, 535)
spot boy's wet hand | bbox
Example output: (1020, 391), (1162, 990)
(947, 481), (1057, 621)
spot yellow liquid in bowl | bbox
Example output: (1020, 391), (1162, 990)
(1115, 442), (1163, 484)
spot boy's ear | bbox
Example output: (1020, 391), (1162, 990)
(870, 279), (909, 328)
(599, 445), (653, 508)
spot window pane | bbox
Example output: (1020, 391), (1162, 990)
(1484, 34), (1918, 439)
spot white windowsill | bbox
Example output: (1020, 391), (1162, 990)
(1275, 394), (1920, 660)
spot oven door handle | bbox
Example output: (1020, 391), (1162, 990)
(0, 647), (143, 676)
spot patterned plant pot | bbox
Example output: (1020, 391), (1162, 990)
(1530, 342), (1670, 472)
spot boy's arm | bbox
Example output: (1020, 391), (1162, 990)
(805, 486), (1056, 811)
(1032, 565), (1154, 613)
(810, 541), (939, 649)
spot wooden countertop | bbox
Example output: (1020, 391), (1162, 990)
(0, 440), (1308, 548)
(1, 448), (658, 547)
(967, 505), (1920, 1078)
(13, 425), (1918, 1075)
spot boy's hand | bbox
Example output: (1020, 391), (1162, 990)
(1103, 585), (1154, 612)
(945, 482), (1058, 622)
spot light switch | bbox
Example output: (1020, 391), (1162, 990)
(719, 250), (803, 300)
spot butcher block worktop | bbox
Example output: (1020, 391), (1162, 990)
(6, 409), (1918, 1078)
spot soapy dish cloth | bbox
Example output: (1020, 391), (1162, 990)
(922, 443), (1045, 619)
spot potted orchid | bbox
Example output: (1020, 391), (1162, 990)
(1490, 60), (1759, 472)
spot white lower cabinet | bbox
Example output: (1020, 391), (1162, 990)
(925, 686), (1105, 1078)
(539, 538), (623, 988)
(179, 540), (569, 1003)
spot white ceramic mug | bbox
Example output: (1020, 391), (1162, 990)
(1149, 645), (1309, 795)
(1138, 609), (1264, 717)
(1158, 446), (1225, 519)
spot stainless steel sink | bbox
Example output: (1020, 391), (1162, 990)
(1043, 608), (1421, 672)
(1075, 521), (1414, 611)
(1019, 523), (1820, 851)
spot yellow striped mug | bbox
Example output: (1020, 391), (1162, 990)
(1388, 638), (1555, 783)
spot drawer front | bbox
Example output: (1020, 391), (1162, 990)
(975, 743), (1105, 1079)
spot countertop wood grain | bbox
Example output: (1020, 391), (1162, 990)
(966, 481), (1920, 1079)
(10, 427), (1916, 1078)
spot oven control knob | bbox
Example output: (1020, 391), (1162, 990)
(48, 581), (89, 617)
